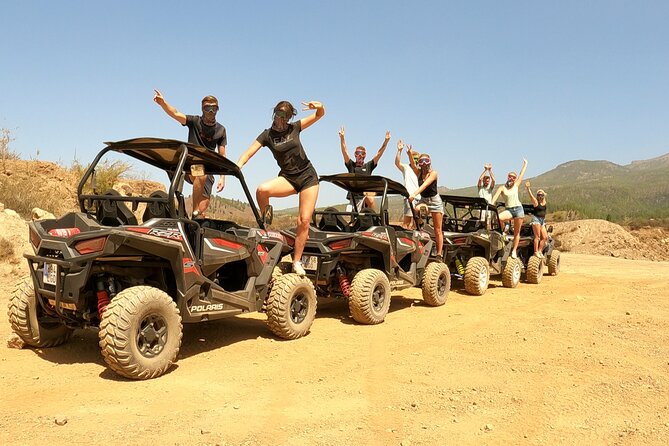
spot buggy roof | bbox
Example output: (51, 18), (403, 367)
(319, 173), (409, 197)
(103, 137), (241, 176)
(440, 194), (494, 208)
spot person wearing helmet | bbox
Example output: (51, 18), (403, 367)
(153, 89), (227, 217)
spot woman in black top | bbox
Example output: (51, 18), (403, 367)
(237, 100), (325, 275)
(525, 181), (548, 258)
(407, 151), (444, 257)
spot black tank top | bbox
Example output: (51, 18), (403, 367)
(419, 173), (438, 198)
(534, 204), (546, 218)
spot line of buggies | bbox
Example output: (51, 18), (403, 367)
(8, 138), (559, 380)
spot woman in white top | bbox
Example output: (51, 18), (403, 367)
(394, 139), (420, 228)
(492, 158), (528, 259)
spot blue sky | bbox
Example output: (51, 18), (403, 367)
(2, 1), (668, 208)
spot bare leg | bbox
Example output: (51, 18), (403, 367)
(539, 224), (548, 253)
(191, 175), (207, 215)
(256, 176), (296, 215)
(402, 215), (414, 229)
(432, 212), (444, 256)
(512, 216), (523, 254)
(532, 223), (541, 253)
(293, 184), (319, 261)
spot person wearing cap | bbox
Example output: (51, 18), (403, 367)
(394, 139), (421, 228)
(339, 127), (391, 210)
(525, 181), (548, 258)
(407, 150), (444, 257)
(153, 89), (227, 217)
(492, 158), (528, 259)
(237, 100), (325, 276)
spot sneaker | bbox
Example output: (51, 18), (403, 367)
(536, 252), (544, 259)
(511, 251), (517, 259)
(293, 261), (306, 276)
(263, 205), (274, 225)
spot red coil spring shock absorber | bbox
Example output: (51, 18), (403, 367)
(336, 266), (351, 297)
(97, 290), (110, 317)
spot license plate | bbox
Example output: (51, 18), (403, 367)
(43, 263), (57, 285)
(301, 255), (318, 271)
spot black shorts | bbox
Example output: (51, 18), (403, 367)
(186, 174), (215, 198)
(280, 165), (319, 193)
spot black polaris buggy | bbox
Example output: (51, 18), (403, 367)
(281, 173), (450, 325)
(422, 195), (560, 296)
(8, 138), (316, 380)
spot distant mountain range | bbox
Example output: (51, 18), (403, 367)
(446, 153), (669, 222)
(234, 153), (669, 226)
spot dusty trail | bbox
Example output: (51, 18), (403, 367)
(1, 253), (668, 445)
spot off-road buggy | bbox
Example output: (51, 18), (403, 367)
(8, 138), (316, 380)
(281, 173), (450, 325)
(421, 195), (560, 296)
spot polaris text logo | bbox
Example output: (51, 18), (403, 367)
(190, 304), (225, 312)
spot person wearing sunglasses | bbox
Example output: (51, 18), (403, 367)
(492, 158), (528, 259)
(153, 89), (227, 218)
(339, 126), (391, 210)
(237, 100), (325, 275)
(407, 151), (444, 257)
(394, 140), (421, 228)
(525, 181), (548, 258)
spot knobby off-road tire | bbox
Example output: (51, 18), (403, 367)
(7, 277), (73, 347)
(548, 250), (561, 276)
(526, 255), (544, 284)
(502, 257), (522, 288)
(421, 262), (450, 306)
(349, 269), (391, 324)
(464, 257), (490, 296)
(99, 286), (182, 380)
(266, 273), (316, 340)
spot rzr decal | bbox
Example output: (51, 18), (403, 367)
(128, 226), (183, 241)
(256, 244), (269, 264)
(183, 258), (199, 275)
(360, 231), (388, 241)
(258, 230), (285, 242)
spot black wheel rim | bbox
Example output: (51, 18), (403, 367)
(372, 284), (386, 312)
(290, 292), (308, 324)
(136, 313), (168, 358)
(438, 272), (448, 296)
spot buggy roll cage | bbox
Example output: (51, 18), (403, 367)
(76, 137), (264, 228)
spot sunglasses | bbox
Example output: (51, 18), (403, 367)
(537, 194), (545, 197)
(274, 110), (291, 119)
(203, 105), (218, 113)
(418, 158), (431, 166)
(354, 151), (366, 156)
(508, 175), (517, 180)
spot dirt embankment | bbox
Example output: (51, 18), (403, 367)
(551, 220), (669, 261)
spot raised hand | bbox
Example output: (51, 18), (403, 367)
(385, 131), (391, 141)
(484, 163), (492, 170)
(153, 89), (164, 105)
(525, 181), (531, 188)
(301, 101), (323, 111)
(397, 139), (404, 151)
(339, 126), (345, 138)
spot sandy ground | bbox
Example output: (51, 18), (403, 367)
(1, 253), (668, 446)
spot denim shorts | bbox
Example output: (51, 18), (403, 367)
(416, 194), (444, 214)
(507, 205), (525, 218)
(531, 215), (545, 225)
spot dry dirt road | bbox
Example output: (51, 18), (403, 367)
(1, 253), (668, 446)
